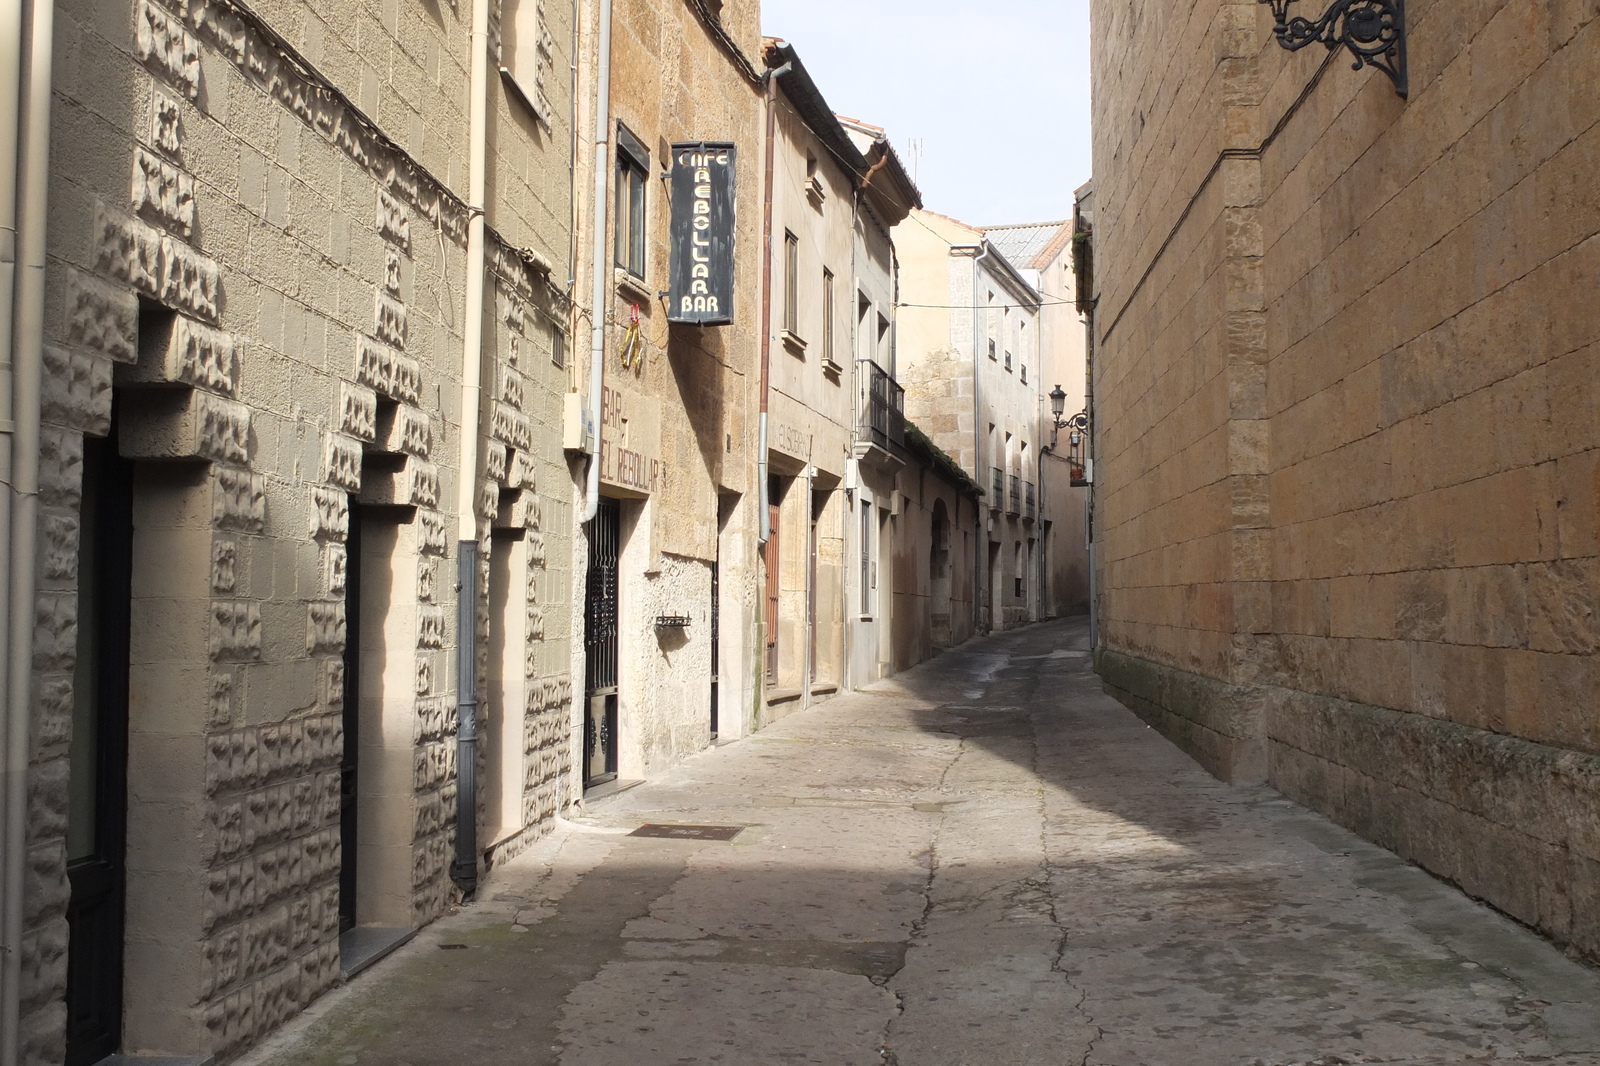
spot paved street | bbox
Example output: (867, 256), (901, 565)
(243, 619), (1600, 1066)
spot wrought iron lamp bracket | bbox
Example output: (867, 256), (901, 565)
(1260, 0), (1407, 99)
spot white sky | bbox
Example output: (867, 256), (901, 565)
(759, 0), (1093, 228)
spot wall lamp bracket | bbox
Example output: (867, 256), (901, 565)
(1260, 0), (1407, 99)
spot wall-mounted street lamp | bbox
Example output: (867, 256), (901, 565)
(1049, 385), (1091, 488)
(1260, 0), (1407, 99)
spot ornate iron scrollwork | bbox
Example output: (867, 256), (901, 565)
(1260, 0), (1407, 99)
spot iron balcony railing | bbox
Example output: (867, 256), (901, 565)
(858, 359), (905, 453)
(1008, 474), (1021, 516)
(1024, 480), (1036, 521)
(991, 467), (1004, 505)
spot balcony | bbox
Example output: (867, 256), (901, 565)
(991, 467), (1003, 508)
(1024, 480), (1036, 522)
(855, 359), (906, 471)
(1008, 474), (1021, 516)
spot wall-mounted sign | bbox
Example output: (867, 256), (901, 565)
(668, 142), (736, 326)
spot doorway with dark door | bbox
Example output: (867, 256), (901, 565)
(584, 497), (620, 787)
(339, 503), (362, 937)
(65, 425), (135, 1066)
(765, 477), (781, 685)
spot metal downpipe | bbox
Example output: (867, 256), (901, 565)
(451, 0), (491, 898)
(582, 0), (613, 525)
(2, 2), (46, 1058)
(969, 242), (990, 634)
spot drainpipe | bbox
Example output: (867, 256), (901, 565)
(581, 0), (613, 524)
(962, 241), (990, 634)
(451, 0), (491, 899)
(1, 3), (46, 1060)
(756, 61), (790, 546)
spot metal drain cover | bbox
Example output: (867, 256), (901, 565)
(630, 823), (744, 841)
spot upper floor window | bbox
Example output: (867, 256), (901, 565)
(822, 269), (836, 367)
(499, 0), (554, 123)
(614, 124), (649, 278)
(784, 231), (800, 336)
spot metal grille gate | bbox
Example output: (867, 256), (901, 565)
(584, 498), (620, 785)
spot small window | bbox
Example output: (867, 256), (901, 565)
(552, 328), (565, 369)
(988, 338), (997, 361)
(783, 231), (800, 336)
(1021, 363), (1027, 383)
(614, 125), (648, 278)
(1005, 348), (1012, 372)
(822, 269), (835, 366)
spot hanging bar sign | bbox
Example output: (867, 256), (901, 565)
(668, 142), (737, 326)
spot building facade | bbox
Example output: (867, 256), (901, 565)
(1089, 0), (1600, 962)
(985, 219), (1091, 619)
(895, 210), (1045, 634)
(4, 0), (580, 1062)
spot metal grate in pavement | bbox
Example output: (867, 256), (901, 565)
(629, 823), (745, 841)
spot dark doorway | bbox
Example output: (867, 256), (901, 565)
(765, 478), (781, 684)
(709, 558), (720, 739)
(65, 428), (134, 1066)
(339, 503), (362, 934)
(584, 498), (620, 786)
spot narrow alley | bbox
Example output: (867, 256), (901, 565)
(240, 620), (1600, 1066)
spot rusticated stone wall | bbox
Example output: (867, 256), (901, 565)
(23, 0), (575, 1062)
(1091, 0), (1600, 960)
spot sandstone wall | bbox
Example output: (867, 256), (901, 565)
(26, 0), (575, 1061)
(1091, 0), (1600, 959)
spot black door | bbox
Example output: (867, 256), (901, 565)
(709, 559), (719, 739)
(65, 431), (134, 1066)
(584, 499), (619, 786)
(339, 506), (362, 932)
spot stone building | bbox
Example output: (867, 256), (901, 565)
(1088, 0), (1600, 961)
(2, 0), (577, 1062)
(567, 0), (763, 775)
(984, 219), (1090, 618)
(895, 209), (1044, 633)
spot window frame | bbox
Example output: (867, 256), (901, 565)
(614, 124), (649, 279)
(822, 268), (835, 367)
(783, 231), (800, 337)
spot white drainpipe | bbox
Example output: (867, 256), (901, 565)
(451, 0), (491, 898)
(581, 0), (613, 524)
(1, 2), (49, 1061)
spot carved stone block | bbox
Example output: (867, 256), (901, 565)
(408, 461), (440, 508)
(151, 89), (182, 156)
(323, 543), (346, 596)
(41, 516), (78, 582)
(510, 448), (536, 492)
(417, 558), (437, 603)
(213, 468), (267, 533)
(417, 510), (448, 557)
(124, 314), (238, 394)
(384, 247), (403, 295)
(306, 601), (346, 654)
(39, 428), (83, 509)
(354, 335), (421, 405)
(320, 432), (361, 491)
(490, 402), (532, 451)
(485, 440), (507, 484)
(134, 0), (200, 98)
(476, 479), (498, 521)
(93, 204), (220, 321)
(417, 605), (446, 650)
(309, 487), (348, 542)
(120, 389), (248, 463)
(210, 600), (262, 662)
(498, 364), (526, 410)
(374, 293), (407, 350)
(65, 270), (138, 363)
(132, 146), (195, 237)
(375, 404), (430, 458)
(212, 539), (237, 594)
(339, 381), (376, 442)
(377, 190), (410, 251)
(40, 346), (111, 434)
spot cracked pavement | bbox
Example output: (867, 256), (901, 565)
(242, 618), (1600, 1066)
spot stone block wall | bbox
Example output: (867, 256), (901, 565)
(1091, 0), (1600, 960)
(24, 0), (575, 1062)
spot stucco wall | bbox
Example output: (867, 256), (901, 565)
(1090, 0), (1600, 960)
